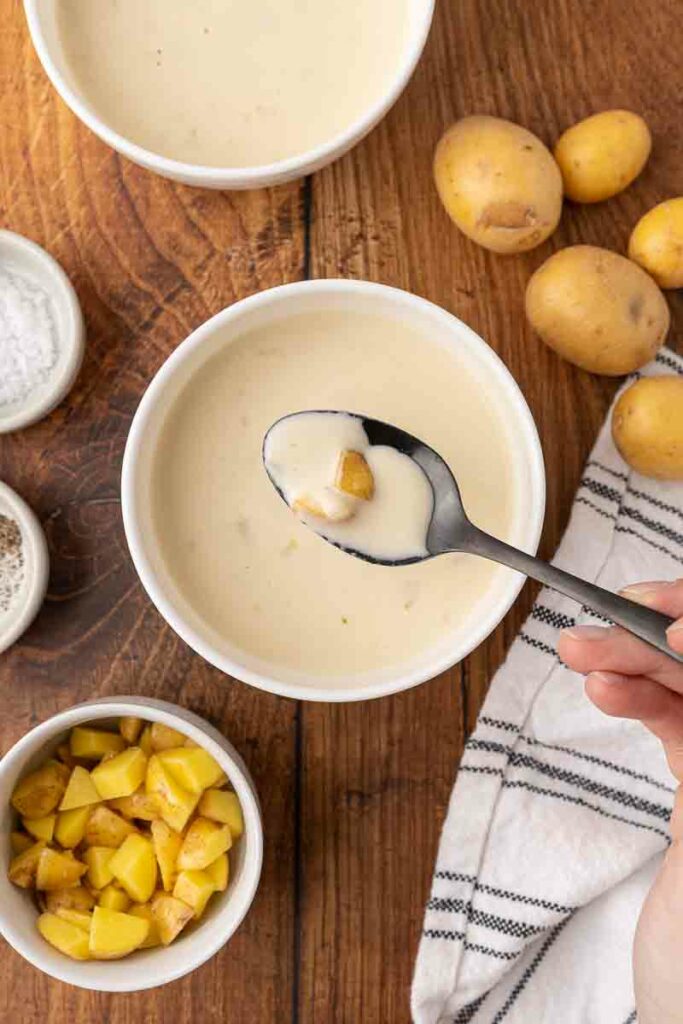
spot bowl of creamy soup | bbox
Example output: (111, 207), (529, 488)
(122, 281), (545, 702)
(23, 0), (435, 189)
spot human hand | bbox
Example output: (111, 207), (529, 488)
(559, 579), (683, 1024)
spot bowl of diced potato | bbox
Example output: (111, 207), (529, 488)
(0, 696), (263, 991)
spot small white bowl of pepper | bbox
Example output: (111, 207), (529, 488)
(0, 481), (49, 654)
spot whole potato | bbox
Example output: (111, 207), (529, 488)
(525, 245), (669, 375)
(433, 115), (563, 254)
(612, 377), (683, 480)
(554, 110), (651, 203)
(628, 198), (683, 289)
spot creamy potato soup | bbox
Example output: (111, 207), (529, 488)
(56, 0), (412, 168)
(150, 310), (516, 680)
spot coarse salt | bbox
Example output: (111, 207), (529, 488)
(0, 266), (59, 407)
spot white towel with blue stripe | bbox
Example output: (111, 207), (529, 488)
(412, 350), (683, 1024)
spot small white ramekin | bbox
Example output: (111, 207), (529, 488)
(0, 482), (49, 654)
(23, 0), (435, 190)
(0, 697), (263, 992)
(122, 280), (546, 703)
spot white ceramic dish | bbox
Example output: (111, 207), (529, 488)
(122, 280), (546, 703)
(0, 230), (84, 433)
(23, 0), (435, 190)
(0, 481), (49, 654)
(0, 696), (263, 992)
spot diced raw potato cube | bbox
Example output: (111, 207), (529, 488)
(22, 814), (56, 842)
(205, 852), (229, 892)
(10, 831), (33, 855)
(150, 819), (182, 891)
(89, 905), (149, 959)
(129, 902), (162, 947)
(8, 840), (46, 888)
(38, 912), (90, 960)
(91, 747), (147, 801)
(55, 908), (92, 932)
(55, 806), (92, 849)
(173, 869), (216, 919)
(108, 834), (157, 903)
(59, 766), (101, 811)
(138, 726), (153, 757)
(84, 846), (116, 890)
(177, 818), (232, 872)
(150, 723), (187, 753)
(36, 848), (87, 890)
(335, 449), (375, 500)
(84, 805), (137, 848)
(146, 755), (199, 832)
(11, 762), (69, 819)
(109, 788), (160, 822)
(119, 716), (143, 745)
(158, 747), (224, 794)
(70, 727), (125, 760)
(197, 789), (244, 837)
(46, 885), (95, 914)
(98, 884), (131, 912)
(150, 892), (193, 946)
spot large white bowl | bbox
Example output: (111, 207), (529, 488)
(0, 697), (263, 992)
(23, 0), (435, 190)
(122, 280), (546, 702)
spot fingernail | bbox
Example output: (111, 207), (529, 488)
(621, 581), (673, 606)
(666, 621), (683, 650)
(561, 625), (609, 641)
(589, 671), (624, 686)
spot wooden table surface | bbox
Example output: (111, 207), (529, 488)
(0, 0), (681, 1020)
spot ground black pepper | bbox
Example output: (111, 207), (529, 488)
(0, 513), (24, 615)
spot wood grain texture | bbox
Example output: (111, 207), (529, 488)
(0, 0), (681, 1021)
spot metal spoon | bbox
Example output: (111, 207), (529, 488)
(263, 411), (683, 664)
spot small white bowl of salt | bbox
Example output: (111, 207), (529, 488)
(0, 230), (84, 433)
(0, 482), (49, 654)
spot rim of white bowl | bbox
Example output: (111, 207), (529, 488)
(121, 280), (546, 703)
(23, 0), (436, 188)
(0, 481), (49, 654)
(0, 230), (85, 433)
(0, 696), (264, 992)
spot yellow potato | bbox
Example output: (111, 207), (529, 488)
(108, 834), (157, 903)
(611, 376), (683, 480)
(433, 115), (562, 254)
(197, 789), (243, 837)
(8, 840), (46, 888)
(150, 892), (194, 945)
(146, 755), (199, 832)
(98, 884), (131, 912)
(55, 908), (92, 932)
(628, 198), (683, 289)
(138, 725), (153, 757)
(129, 902), (162, 948)
(84, 805), (137, 848)
(335, 450), (375, 500)
(173, 869), (216, 919)
(119, 716), (143, 745)
(59, 765), (101, 811)
(10, 831), (33, 855)
(109, 788), (160, 822)
(55, 805), (92, 849)
(23, 814), (56, 843)
(11, 761), (69, 818)
(83, 846), (116, 890)
(177, 818), (232, 871)
(45, 885), (95, 914)
(293, 490), (355, 523)
(205, 853), (229, 893)
(151, 819), (183, 892)
(70, 727), (125, 760)
(91, 747), (147, 801)
(158, 747), (224, 794)
(554, 110), (651, 203)
(150, 723), (187, 752)
(89, 905), (149, 959)
(525, 245), (669, 375)
(36, 848), (87, 890)
(38, 912), (90, 960)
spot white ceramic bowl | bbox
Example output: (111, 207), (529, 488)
(0, 230), (84, 433)
(122, 280), (546, 702)
(0, 697), (263, 992)
(23, 0), (435, 190)
(0, 482), (49, 654)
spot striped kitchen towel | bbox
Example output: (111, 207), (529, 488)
(412, 349), (683, 1024)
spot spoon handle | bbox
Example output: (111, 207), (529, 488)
(464, 526), (683, 664)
